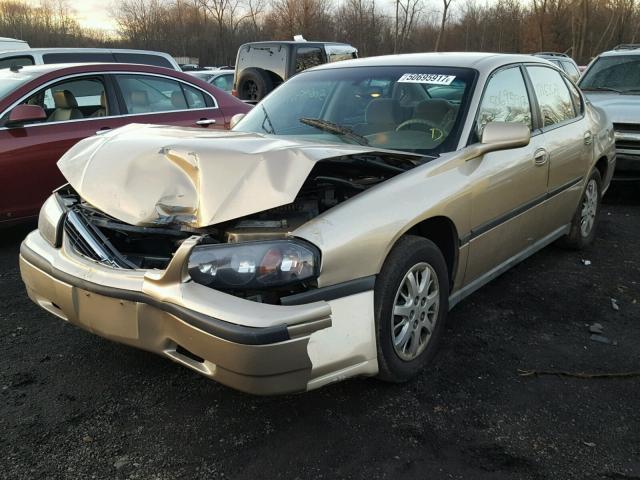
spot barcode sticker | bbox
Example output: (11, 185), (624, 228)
(397, 73), (456, 85)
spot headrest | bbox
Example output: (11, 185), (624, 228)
(53, 90), (78, 109)
(171, 91), (187, 109)
(365, 99), (397, 124)
(129, 90), (149, 107)
(414, 99), (454, 119)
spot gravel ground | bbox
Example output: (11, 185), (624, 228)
(1, 184), (638, 480)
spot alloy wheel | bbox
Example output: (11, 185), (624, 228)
(580, 178), (598, 237)
(391, 262), (440, 361)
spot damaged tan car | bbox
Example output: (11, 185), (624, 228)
(20, 53), (615, 395)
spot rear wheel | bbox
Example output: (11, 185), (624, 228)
(560, 169), (602, 249)
(374, 235), (449, 382)
(237, 68), (274, 101)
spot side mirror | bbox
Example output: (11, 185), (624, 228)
(229, 113), (246, 130)
(479, 121), (530, 153)
(6, 104), (47, 127)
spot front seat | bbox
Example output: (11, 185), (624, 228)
(90, 92), (108, 118)
(48, 90), (83, 122)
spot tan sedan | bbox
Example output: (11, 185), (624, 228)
(20, 53), (616, 394)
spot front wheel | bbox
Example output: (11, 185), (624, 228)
(560, 169), (602, 249)
(374, 235), (449, 382)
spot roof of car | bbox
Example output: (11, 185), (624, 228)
(2, 47), (172, 55)
(0, 63), (188, 83)
(309, 52), (552, 71)
(242, 41), (353, 46)
(599, 46), (640, 56)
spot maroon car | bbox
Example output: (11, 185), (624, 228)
(0, 63), (251, 225)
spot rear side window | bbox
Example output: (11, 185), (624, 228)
(476, 66), (532, 136)
(183, 84), (208, 108)
(112, 53), (174, 69)
(295, 47), (324, 73)
(526, 66), (576, 127)
(115, 74), (205, 114)
(564, 78), (583, 116)
(0, 56), (34, 69)
(43, 52), (116, 64)
(211, 74), (233, 92)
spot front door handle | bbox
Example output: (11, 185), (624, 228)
(533, 148), (548, 166)
(196, 119), (216, 127)
(584, 131), (593, 145)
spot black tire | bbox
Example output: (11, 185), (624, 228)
(559, 169), (602, 250)
(374, 235), (449, 383)
(237, 68), (273, 101)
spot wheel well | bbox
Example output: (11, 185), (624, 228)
(595, 156), (608, 181)
(406, 216), (459, 288)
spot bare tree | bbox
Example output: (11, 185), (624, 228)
(434, 0), (454, 51)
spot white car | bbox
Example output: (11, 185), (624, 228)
(0, 37), (29, 52)
(0, 48), (180, 71)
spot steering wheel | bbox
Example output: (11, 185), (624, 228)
(396, 118), (440, 132)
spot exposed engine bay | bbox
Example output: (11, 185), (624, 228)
(58, 153), (425, 302)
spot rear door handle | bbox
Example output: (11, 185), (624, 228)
(196, 119), (216, 126)
(533, 148), (548, 166)
(584, 131), (593, 145)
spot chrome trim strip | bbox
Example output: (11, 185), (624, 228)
(0, 70), (219, 130)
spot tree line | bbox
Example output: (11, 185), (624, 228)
(2, 0), (639, 65)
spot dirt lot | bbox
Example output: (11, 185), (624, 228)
(1, 184), (638, 480)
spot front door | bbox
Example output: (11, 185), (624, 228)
(0, 75), (122, 222)
(463, 65), (550, 285)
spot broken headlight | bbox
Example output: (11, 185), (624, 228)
(188, 239), (320, 290)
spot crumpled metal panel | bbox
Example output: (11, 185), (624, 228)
(57, 123), (381, 228)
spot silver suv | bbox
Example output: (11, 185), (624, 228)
(579, 44), (640, 180)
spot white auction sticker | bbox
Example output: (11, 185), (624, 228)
(397, 73), (456, 85)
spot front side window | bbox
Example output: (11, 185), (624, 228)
(234, 66), (475, 155)
(295, 47), (324, 73)
(527, 66), (576, 127)
(116, 74), (203, 114)
(476, 67), (532, 137)
(579, 55), (640, 93)
(43, 52), (115, 64)
(10, 77), (107, 123)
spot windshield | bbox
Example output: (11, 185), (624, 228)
(580, 55), (640, 93)
(234, 66), (475, 155)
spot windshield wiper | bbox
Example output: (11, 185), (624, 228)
(261, 105), (276, 134)
(582, 86), (622, 93)
(622, 88), (640, 94)
(299, 117), (369, 146)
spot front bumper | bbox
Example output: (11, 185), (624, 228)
(20, 229), (378, 395)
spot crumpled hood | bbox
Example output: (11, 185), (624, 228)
(584, 92), (640, 124)
(58, 123), (390, 227)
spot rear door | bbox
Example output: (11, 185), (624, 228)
(0, 74), (122, 222)
(524, 65), (590, 232)
(111, 73), (225, 129)
(463, 65), (549, 285)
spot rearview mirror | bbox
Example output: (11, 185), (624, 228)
(7, 104), (47, 127)
(480, 121), (530, 152)
(229, 113), (246, 130)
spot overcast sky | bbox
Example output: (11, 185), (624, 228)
(27, 0), (118, 32)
